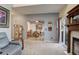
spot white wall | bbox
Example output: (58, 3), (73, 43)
(11, 10), (27, 40)
(26, 13), (58, 42)
(0, 4), (12, 41)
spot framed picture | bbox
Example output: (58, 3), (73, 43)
(48, 21), (52, 31)
(0, 6), (10, 28)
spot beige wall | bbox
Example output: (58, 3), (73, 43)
(59, 4), (77, 18)
(11, 10), (27, 40)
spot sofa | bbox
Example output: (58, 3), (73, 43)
(0, 32), (22, 55)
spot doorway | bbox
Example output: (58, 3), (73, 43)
(59, 17), (68, 47)
(26, 21), (44, 41)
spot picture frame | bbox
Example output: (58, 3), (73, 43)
(48, 21), (52, 31)
(0, 6), (10, 28)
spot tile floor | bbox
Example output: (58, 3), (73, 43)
(22, 39), (67, 55)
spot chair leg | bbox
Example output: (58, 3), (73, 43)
(21, 39), (24, 50)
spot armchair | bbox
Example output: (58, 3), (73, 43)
(0, 32), (22, 55)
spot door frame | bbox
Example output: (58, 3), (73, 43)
(59, 17), (67, 48)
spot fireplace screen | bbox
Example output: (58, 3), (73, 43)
(72, 37), (79, 55)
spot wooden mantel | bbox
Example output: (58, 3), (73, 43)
(67, 5), (79, 31)
(67, 5), (79, 54)
(67, 23), (79, 31)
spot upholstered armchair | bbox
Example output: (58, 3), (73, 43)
(0, 32), (22, 55)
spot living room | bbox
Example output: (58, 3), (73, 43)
(0, 4), (79, 55)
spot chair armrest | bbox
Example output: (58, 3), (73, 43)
(10, 41), (20, 45)
(0, 48), (1, 51)
(0, 49), (3, 54)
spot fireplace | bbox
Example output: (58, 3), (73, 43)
(72, 37), (79, 55)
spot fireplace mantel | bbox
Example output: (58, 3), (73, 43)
(67, 5), (79, 31)
(67, 23), (79, 31)
(67, 5), (79, 53)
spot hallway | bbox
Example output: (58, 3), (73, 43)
(22, 40), (66, 55)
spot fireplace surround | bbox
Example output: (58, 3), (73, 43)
(67, 5), (79, 53)
(72, 37), (79, 55)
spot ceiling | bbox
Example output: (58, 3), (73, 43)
(13, 4), (66, 15)
(13, 4), (39, 7)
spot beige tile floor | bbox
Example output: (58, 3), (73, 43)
(22, 39), (67, 55)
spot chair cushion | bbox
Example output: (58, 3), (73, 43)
(1, 43), (21, 55)
(0, 32), (9, 49)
